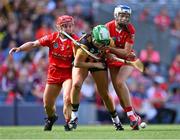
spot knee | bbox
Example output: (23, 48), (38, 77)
(72, 82), (82, 91)
(115, 78), (125, 87)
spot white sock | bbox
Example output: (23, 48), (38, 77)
(127, 111), (134, 117)
(111, 116), (120, 124)
(71, 111), (78, 120)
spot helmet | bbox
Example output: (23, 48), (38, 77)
(56, 15), (74, 26)
(92, 25), (110, 46)
(114, 5), (131, 19)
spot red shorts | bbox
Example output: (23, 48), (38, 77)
(47, 65), (72, 84)
(107, 60), (125, 68)
(107, 58), (136, 68)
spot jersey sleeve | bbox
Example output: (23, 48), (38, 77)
(75, 34), (91, 57)
(76, 45), (88, 56)
(79, 34), (90, 46)
(126, 24), (136, 44)
(75, 34), (90, 55)
(38, 32), (58, 47)
(72, 34), (79, 41)
(71, 34), (80, 56)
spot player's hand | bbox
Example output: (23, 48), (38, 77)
(9, 47), (21, 55)
(94, 62), (105, 69)
(106, 53), (116, 60)
(126, 52), (137, 61)
(99, 46), (110, 53)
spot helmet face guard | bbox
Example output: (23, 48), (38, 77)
(92, 25), (110, 47)
(114, 5), (131, 26)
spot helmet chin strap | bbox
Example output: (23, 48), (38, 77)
(118, 23), (126, 28)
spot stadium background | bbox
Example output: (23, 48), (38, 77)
(0, 0), (179, 126)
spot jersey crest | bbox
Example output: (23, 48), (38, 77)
(53, 42), (58, 49)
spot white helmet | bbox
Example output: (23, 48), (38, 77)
(114, 5), (132, 19)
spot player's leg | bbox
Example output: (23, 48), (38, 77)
(43, 83), (62, 131)
(91, 70), (124, 131)
(110, 65), (141, 130)
(62, 79), (72, 131)
(109, 66), (132, 108)
(69, 67), (88, 129)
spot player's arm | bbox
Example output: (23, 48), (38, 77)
(101, 38), (135, 61)
(72, 34), (86, 57)
(9, 40), (41, 55)
(99, 37), (132, 57)
(74, 45), (105, 69)
(106, 23), (136, 59)
(108, 41), (134, 59)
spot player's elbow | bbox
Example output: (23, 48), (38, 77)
(31, 40), (40, 48)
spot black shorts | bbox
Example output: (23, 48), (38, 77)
(88, 62), (107, 73)
(88, 67), (107, 73)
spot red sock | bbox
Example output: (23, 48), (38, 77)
(124, 106), (133, 112)
(66, 119), (70, 124)
(124, 106), (136, 119)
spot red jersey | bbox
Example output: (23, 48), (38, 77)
(106, 20), (135, 48)
(105, 20), (135, 67)
(38, 32), (78, 68)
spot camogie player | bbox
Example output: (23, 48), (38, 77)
(9, 15), (78, 131)
(68, 25), (124, 131)
(105, 5), (142, 130)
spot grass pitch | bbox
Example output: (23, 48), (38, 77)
(0, 124), (180, 139)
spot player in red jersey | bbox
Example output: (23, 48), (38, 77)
(9, 15), (78, 131)
(105, 5), (142, 130)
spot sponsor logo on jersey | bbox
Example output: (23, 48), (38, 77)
(52, 52), (72, 60)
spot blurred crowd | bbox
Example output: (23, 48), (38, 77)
(0, 0), (180, 124)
